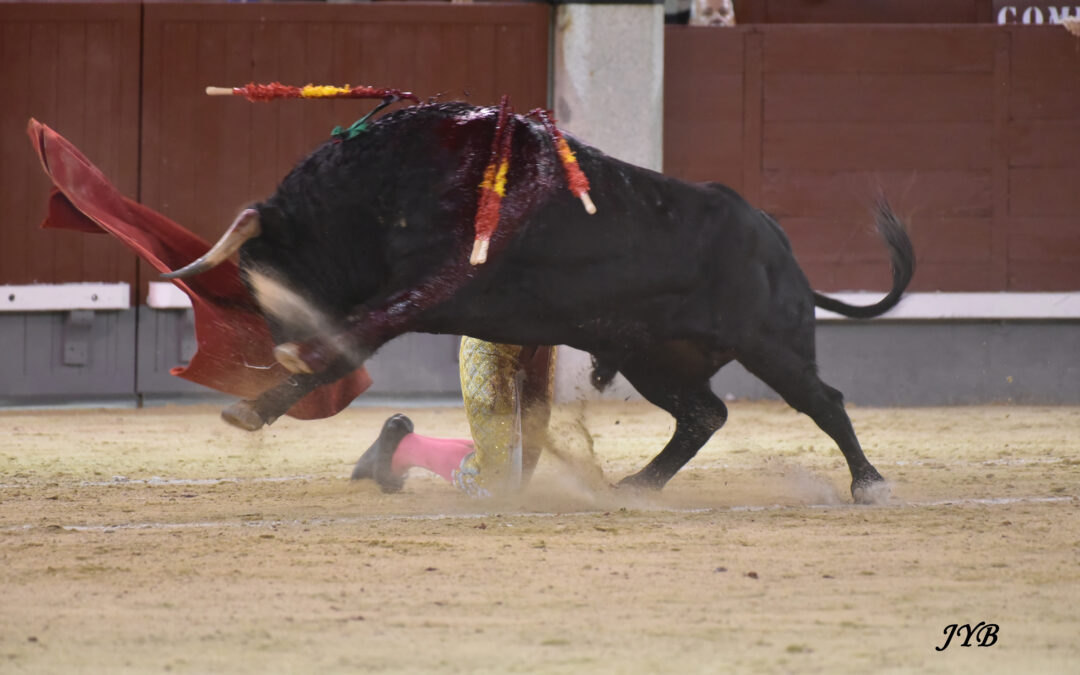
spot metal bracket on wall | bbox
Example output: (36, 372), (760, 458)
(63, 309), (95, 367)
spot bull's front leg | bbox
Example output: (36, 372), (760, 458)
(221, 359), (354, 430)
(272, 267), (475, 376)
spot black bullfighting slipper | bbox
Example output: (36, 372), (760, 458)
(351, 414), (413, 493)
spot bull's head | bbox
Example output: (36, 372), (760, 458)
(162, 205), (344, 373)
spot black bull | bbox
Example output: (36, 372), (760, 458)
(166, 102), (914, 503)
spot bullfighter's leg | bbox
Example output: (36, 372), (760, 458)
(739, 346), (888, 504)
(221, 359), (354, 431)
(351, 414), (475, 493)
(616, 355), (729, 489)
(351, 340), (554, 496)
(455, 339), (532, 497)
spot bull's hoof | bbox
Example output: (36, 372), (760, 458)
(221, 400), (266, 431)
(351, 414), (412, 493)
(852, 478), (891, 505)
(273, 342), (314, 374)
(616, 471), (664, 491)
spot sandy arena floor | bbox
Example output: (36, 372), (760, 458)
(1, 400), (1078, 674)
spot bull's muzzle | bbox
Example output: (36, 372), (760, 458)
(161, 208), (261, 279)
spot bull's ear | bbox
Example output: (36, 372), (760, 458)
(161, 208), (261, 279)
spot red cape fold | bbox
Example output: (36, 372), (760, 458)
(26, 118), (372, 419)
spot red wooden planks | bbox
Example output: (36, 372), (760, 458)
(0, 3), (139, 288)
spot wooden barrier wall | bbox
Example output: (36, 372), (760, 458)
(0, 3), (141, 289)
(0, 2), (550, 300)
(140, 2), (548, 300)
(664, 24), (1080, 292)
(4, 8), (1079, 296)
(733, 0), (993, 24)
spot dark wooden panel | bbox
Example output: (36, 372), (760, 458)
(990, 31), (1011, 296)
(762, 26), (996, 74)
(1008, 263), (1080, 291)
(140, 2), (549, 301)
(1010, 27), (1080, 121)
(763, 122), (994, 171)
(802, 261), (1000, 292)
(1008, 219), (1080, 259)
(1010, 168), (1080, 216)
(737, 0), (986, 24)
(665, 23), (1080, 292)
(665, 79), (743, 128)
(663, 28), (742, 187)
(787, 217), (991, 262)
(764, 73), (994, 122)
(1010, 121), (1080, 167)
(785, 215), (995, 291)
(664, 129), (742, 187)
(1010, 74), (1080, 120)
(1010, 25), (1080, 75)
(910, 218), (996, 265)
(741, 31), (764, 207)
(761, 170), (993, 218)
(665, 25), (744, 69)
(1008, 216), (1080, 289)
(0, 3), (140, 287)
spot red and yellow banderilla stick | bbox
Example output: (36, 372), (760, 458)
(206, 82), (420, 104)
(530, 109), (596, 215)
(207, 84), (595, 267)
(470, 95), (514, 266)
(468, 101), (599, 265)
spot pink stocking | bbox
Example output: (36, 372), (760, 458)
(391, 434), (474, 483)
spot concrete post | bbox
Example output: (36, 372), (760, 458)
(552, 2), (665, 171)
(550, 0), (664, 402)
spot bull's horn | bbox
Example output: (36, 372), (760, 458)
(161, 208), (261, 279)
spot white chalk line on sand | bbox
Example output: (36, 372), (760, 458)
(3, 495), (1074, 534)
(0, 475), (315, 490)
(0, 455), (1070, 491)
(693, 456), (1071, 470)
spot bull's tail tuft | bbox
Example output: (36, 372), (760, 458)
(813, 198), (915, 320)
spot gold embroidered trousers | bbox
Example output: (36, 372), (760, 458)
(453, 338), (555, 497)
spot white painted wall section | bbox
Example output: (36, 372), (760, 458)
(0, 283), (130, 312)
(146, 282), (193, 310)
(816, 292), (1080, 320)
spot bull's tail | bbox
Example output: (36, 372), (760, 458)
(813, 199), (915, 320)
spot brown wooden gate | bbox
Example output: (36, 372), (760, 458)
(0, 2), (141, 288)
(140, 1), (550, 302)
(664, 24), (1080, 292)
(0, 1), (550, 293)
(0, 1), (550, 400)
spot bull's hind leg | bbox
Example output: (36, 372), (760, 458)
(739, 346), (887, 504)
(616, 359), (728, 489)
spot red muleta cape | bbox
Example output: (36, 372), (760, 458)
(27, 119), (372, 419)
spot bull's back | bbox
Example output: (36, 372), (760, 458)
(448, 151), (789, 350)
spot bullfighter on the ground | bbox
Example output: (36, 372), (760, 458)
(351, 341), (556, 498)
